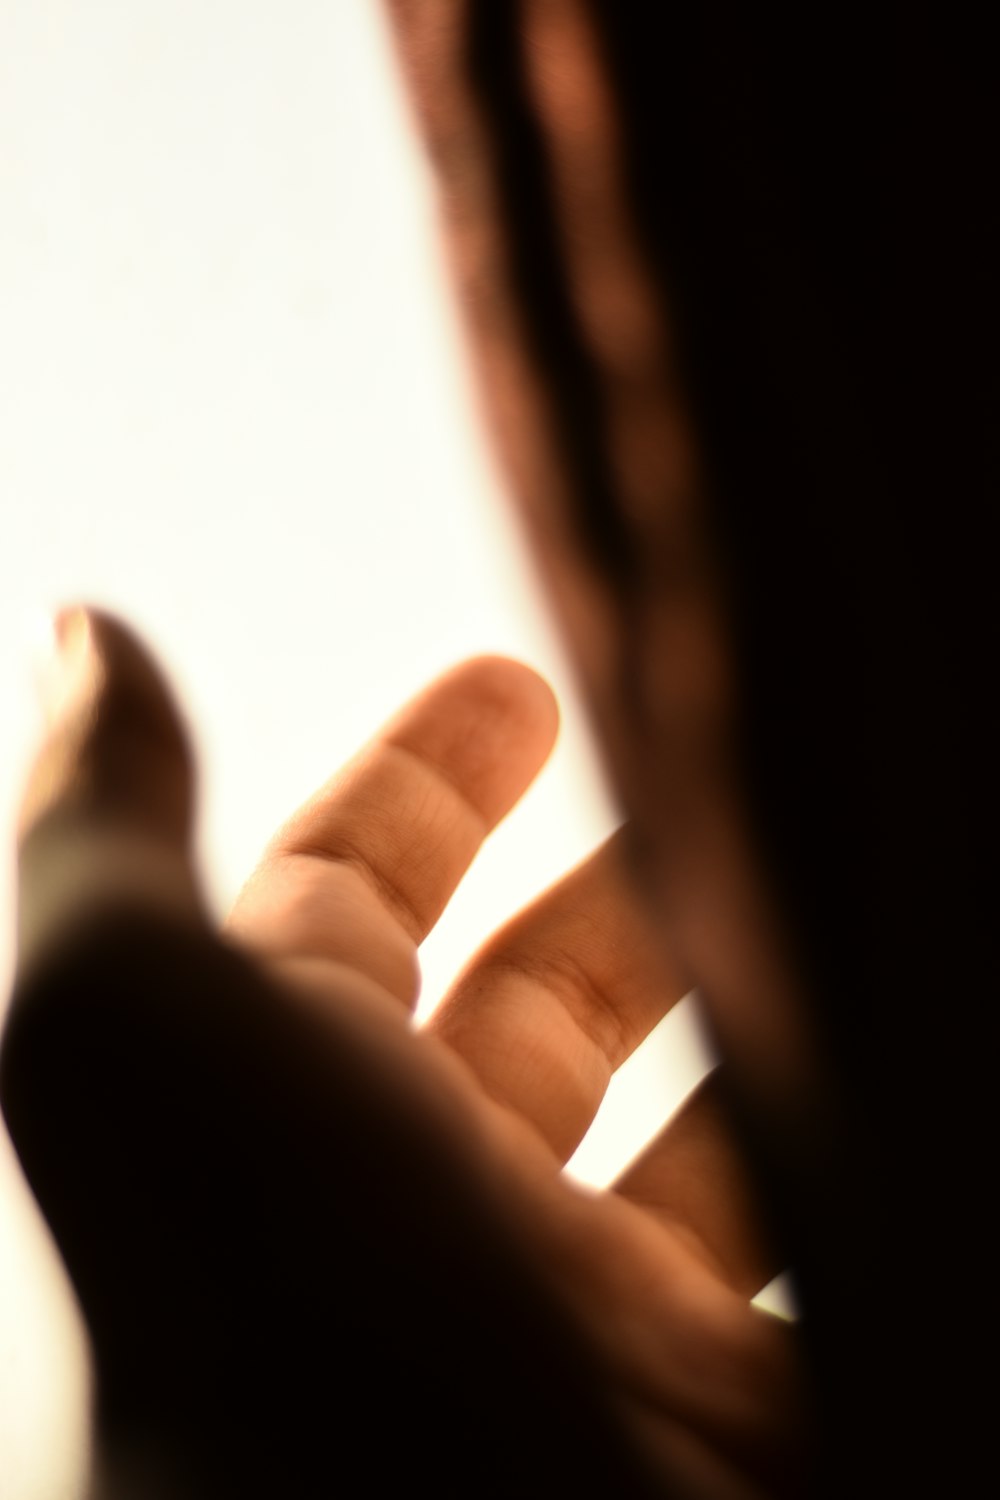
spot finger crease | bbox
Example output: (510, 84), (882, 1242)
(276, 845), (426, 944)
(380, 737), (492, 841)
(487, 949), (628, 1070)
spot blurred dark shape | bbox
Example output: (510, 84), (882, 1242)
(451, 3), (994, 1491)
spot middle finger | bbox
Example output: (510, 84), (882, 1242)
(428, 830), (688, 1161)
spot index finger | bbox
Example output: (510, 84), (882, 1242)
(227, 656), (558, 1003)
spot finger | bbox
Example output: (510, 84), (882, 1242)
(15, 606), (203, 980)
(227, 656), (558, 1007)
(614, 1073), (782, 1298)
(428, 829), (688, 1162)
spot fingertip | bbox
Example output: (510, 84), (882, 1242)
(22, 605), (194, 842)
(426, 652), (560, 749)
(478, 654), (560, 741)
(387, 654), (560, 827)
(14, 605), (203, 984)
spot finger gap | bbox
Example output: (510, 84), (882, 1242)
(565, 992), (715, 1189)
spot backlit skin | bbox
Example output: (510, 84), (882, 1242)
(5, 612), (804, 1498)
(2, 4), (995, 1496)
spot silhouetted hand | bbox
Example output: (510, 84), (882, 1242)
(2, 609), (805, 1498)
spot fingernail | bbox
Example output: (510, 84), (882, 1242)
(34, 606), (98, 731)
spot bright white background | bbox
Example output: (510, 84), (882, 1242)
(0, 5), (718, 1497)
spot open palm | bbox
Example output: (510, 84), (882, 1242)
(6, 612), (804, 1499)
(225, 645), (804, 1498)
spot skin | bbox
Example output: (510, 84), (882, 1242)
(6, 609), (807, 1499)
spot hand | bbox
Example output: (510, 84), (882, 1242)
(3, 610), (806, 1499)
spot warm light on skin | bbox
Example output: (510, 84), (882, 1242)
(0, 7), (770, 1497)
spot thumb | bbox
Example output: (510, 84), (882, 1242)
(1, 609), (252, 1491)
(15, 606), (203, 980)
(1, 609), (669, 1500)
